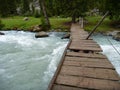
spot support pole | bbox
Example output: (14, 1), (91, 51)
(79, 17), (84, 28)
(81, 17), (84, 28)
(86, 11), (109, 39)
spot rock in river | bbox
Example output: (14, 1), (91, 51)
(0, 32), (5, 35)
(61, 33), (70, 39)
(113, 32), (120, 41)
(35, 31), (49, 38)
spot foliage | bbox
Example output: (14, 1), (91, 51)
(88, 0), (120, 21)
(0, 19), (4, 29)
(21, 0), (30, 14)
(45, 0), (89, 23)
(0, 0), (17, 17)
(0, 0), (120, 29)
(105, 0), (120, 21)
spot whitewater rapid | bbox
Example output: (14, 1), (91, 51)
(92, 34), (120, 76)
(0, 31), (120, 90)
(0, 31), (68, 90)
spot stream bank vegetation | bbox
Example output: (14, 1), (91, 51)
(1, 16), (119, 33)
(0, 16), (71, 31)
(0, 0), (119, 32)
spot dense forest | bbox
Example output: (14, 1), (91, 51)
(0, 0), (120, 30)
(0, 0), (120, 19)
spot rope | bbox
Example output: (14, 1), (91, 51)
(106, 36), (120, 56)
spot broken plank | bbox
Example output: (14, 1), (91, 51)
(66, 52), (107, 59)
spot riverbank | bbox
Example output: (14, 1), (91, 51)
(85, 16), (120, 33)
(1, 16), (120, 40)
(1, 16), (120, 33)
(1, 16), (71, 32)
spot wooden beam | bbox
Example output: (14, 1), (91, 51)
(86, 11), (109, 39)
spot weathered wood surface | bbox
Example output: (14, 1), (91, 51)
(60, 66), (119, 81)
(56, 75), (120, 90)
(48, 23), (120, 90)
(69, 45), (103, 52)
(52, 85), (87, 90)
(66, 52), (107, 59)
(63, 60), (114, 69)
(64, 56), (111, 63)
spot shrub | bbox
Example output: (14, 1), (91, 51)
(0, 19), (4, 30)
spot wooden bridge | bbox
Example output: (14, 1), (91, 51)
(48, 23), (120, 90)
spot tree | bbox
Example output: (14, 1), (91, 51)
(105, 0), (120, 21)
(0, 0), (18, 17)
(39, 0), (50, 27)
(7, 0), (17, 15)
(62, 0), (88, 23)
(0, 0), (9, 17)
(21, 0), (30, 15)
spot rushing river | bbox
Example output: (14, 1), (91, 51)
(92, 34), (120, 76)
(0, 31), (68, 90)
(0, 31), (120, 90)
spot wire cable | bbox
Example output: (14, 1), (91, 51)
(106, 36), (120, 56)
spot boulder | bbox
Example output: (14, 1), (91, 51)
(61, 33), (70, 39)
(23, 17), (29, 21)
(33, 25), (42, 32)
(0, 32), (5, 35)
(113, 32), (120, 41)
(35, 31), (49, 38)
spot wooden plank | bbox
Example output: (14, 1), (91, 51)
(66, 52), (107, 59)
(70, 41), (99, 44)
(71, 37), (89, 39)
(56, 75), (120, 90)
(63, 60), (115, 70)
(65, 56), (109, 62)
(69, 46), (103, 52)
(70, 43), (100, 47)
(60, 66), (120, 81)
(52, 85), (87, 90)
(71, 40), (97, 43)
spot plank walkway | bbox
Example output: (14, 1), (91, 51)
(48, 23), (120, 90)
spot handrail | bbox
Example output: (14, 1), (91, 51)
(86, 11), (109, 39)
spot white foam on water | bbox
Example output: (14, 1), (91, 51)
(92, 34), (120, 76)
(0, 31), (68, 90)
(43, 43), (67, 82)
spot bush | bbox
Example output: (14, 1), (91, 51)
(0, 19), (4, 30)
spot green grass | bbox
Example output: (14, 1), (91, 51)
(1, 16), (71, 31)
(1, 16), (118, 32)
(50, 17), (71, 29)
(84, 16), (114, 32)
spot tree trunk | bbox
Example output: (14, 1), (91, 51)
(40, 0), (50, 27)
(72, 14), (76, 23)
